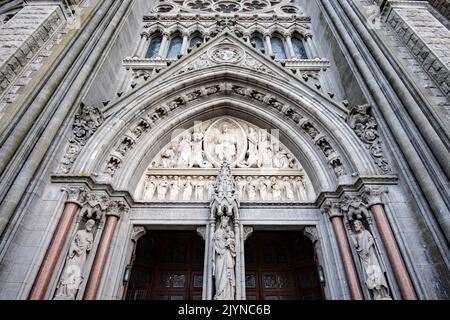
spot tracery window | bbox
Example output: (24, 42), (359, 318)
(189, 35), (203, 48)
(271, 37), (287, 60)
(146, 35), (162, 59)
(167, 36), (183, 59)
(250, 35), (265, 51)
(292, 36), (308, 59)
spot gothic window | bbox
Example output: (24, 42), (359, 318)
(250, 35), (264, 51)
(292, 36), (308, 59)
(167, 36), (183, 59)
(189, 35), (203, 48)
(146, 35), (162, 59)
(271, 37), (287, 60)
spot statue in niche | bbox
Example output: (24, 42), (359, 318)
(238, 127), (259, 168)
(195, 176), (206, 200)
(183, 177), (194, 201)
(54, 219), (95, 300)
(157, 177), (169, 200)
(214, 124), (238, 163)
(169, 177), (181, 201)
(143, 176), (157, 200)
(192, 125), (207, 168)
(274, 149), (290, 169)
(207, 176), (216, 200)
(247, 177), (258, 201)
(272, 178), (282, 201)
(351, 220), (392, 300)
(294, 177), (307, 200)
(235, 176), (247, 200)
(178, 133), (193, 168)
(160, 142), (177, 168)
(259, 177), (271, 201)
(284, 177), (295, 201)
(213, 215), (236, 300)
(258, 130), (273, 168)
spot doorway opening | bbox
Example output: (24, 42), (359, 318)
(245, 231), (324, 300)
(125, 231), (204, 300)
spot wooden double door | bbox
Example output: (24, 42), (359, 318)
(126, 230), (324, 300)
(245, 231), (324, 300)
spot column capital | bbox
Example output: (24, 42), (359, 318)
(140, 32), (150, 40)
(105, 200), (129, 219)
(303, 226), (319, 244)
(131, 226), (146, 243)
(361, 187), (388, 207)
(322, 200), (343, 219)
(61, 185), (86, 206)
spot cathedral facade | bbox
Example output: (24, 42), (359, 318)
(0, 0), (449, 300)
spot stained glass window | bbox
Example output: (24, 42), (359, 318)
(271, 37), (287, 59)
(167, 36), (183, 59)
(145, 36), (162, 58)
(292, 37), (308, 59)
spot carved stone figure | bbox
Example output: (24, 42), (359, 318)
(183, 177), (194, 201)
(207, 176), (216, 200)
(272, 177), (282, 201)
(157, 177), (169, 200)
(213, 215), (236, 300)
(294, 176), (307, 200)
(247, 177), (257, 201)
(143, 176), (157, 200)
(214, 124), (237, 163)
(235, 176), (247, 200)
(192, 126), (206, 168)
(195, 176), (206, 200)
(169, 177), (181, 201)
(259, 130), (273, 168)
(178, 134), (193, 168)
(239, 127), (259, 168)
(284, 177), (295, 201)
(160, 143), (177, 168)
(274, 149), (290, 169)
(351, 220), (392, 300)
(54, 219), (95, 300)
(259, 177), (270, 201)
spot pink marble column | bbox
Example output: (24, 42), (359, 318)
(29, 187), (84, 300)
(370, 203), (417, 300)
(83, 214), (119, 300)
(324, 201), (364, 300)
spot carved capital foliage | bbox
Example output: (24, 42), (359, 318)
(243, 227), (254, 241)
(61, 186), (87, 205)
(60, 103), (104, 174)
(196, 226), (206, 240)
(131, 226), (147, 242)
(361, 187), (388, 207)
(322, 200), (343, 219)
(347, 104), (392, 175)
(106, 200), (129, 219)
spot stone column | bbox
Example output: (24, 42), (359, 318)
(122, 226), (146, 299)
(158, 32), (170, 58)
(264, 34), (273, 56)
(323, 201), (364, 300)
(206, 218), (215, 300)
(303, 227), (326, 295)
(364, 189), (417, 300)
(29, 186), (85, 300)
(285, 34), (295, 59)
(134, 33), (149, 57)
(304, 35), (318, 59)
(181, 32), (189, 55)
(83, 201), (127, 300)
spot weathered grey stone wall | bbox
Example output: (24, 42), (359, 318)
(386, 2), (450, 99)
(0, 5), (64, 101)
(428, 0), (450, 20)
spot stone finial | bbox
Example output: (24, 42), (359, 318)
(322, 200), (343, 219)
(210, 161), (239, 219)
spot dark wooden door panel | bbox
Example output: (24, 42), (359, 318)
(245, 232), (324, 300)
(126, 231), (204, 300)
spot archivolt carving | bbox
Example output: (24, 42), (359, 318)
(347, 104), (392, 175)
(60, 103), (104, 174)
